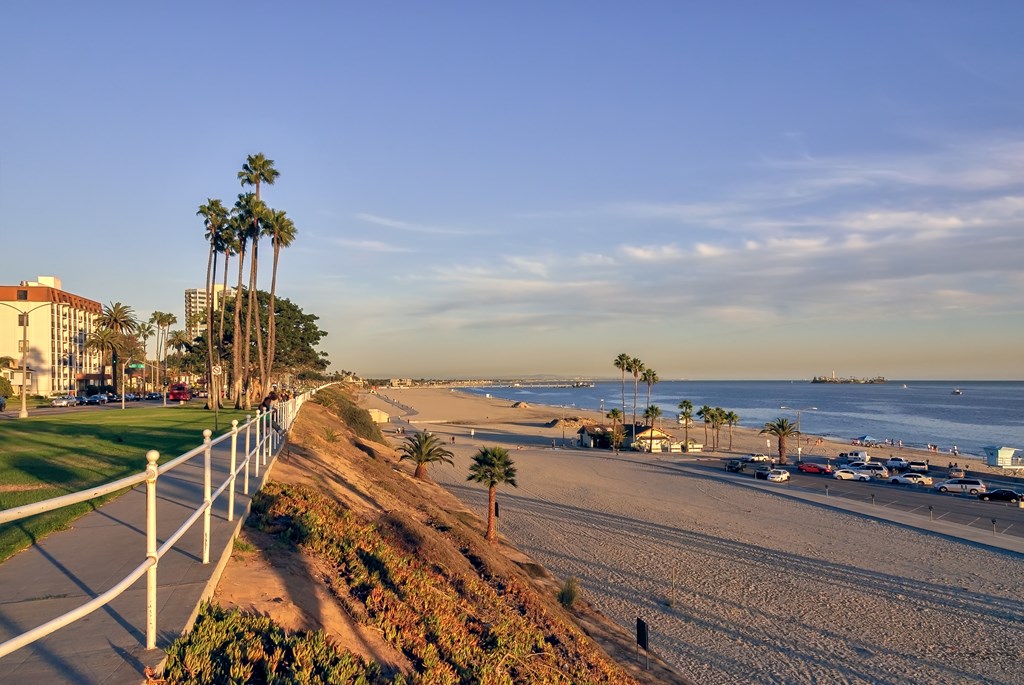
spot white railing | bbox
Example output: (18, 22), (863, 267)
(0, 387), (322, 658)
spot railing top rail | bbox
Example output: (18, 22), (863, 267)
(0, 471), (149, 526)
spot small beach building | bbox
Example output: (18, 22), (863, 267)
(577, 425), (616, 449)
(983, 446), (1023, 470)
(626, 426), (672, 452)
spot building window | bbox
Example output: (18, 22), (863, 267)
(16, 289), (28, 300)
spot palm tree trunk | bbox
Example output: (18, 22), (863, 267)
(266, 242), (281, 390)
(244, 238), (259, 407)
(414, 462), (426, 479)
(204, 243), (216, 410)
(486, 486), (497, 541)
(232, 242), (247, 408)
(218, 252), (230, 352)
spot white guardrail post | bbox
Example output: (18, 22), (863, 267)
(228, 420), (238, 521)
(202, 429), (212, 565)
(246, 414), (255, 482)
(254, 414), (262, 476)
(145, 449), (159, 650)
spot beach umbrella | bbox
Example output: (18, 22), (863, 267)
(856, 435), (876, 442)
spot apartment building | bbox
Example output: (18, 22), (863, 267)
(184, 285), (230, 340)
(0, 276), (102, 397)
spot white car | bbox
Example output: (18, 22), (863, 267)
(743, 453), (772, 463)
(907, 461), (929, 473)
(50, 396), (78, 407)
(885, 457), (910, 470)
(766, 469), (790, 482)
(834, 468), (872, 482)
(889, 473), (933, 486)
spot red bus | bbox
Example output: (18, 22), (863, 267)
(167, 383), (191, 401)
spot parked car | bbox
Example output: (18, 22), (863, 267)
(797, 462), (833, 474)
(885, 457), (910, 470)
(724, 459), (746, 473)
(767, 469), (790, 483)
(848, 462), (889, 478)
(947, 467), (966, 478)
(84, 395), (103, 405)
(978, 489), (1022, 503)
(834, 468), (872, 482)
(907, 461), (929, 473)
(743, 453), (772, 463)
(50, 396), (78, 407)
(933, 478), (986, 495)
(75, 395), (89, 405)
(889, 473), (933, 487)
(753, 465), (772, 480)
(145, 392), (162, 400)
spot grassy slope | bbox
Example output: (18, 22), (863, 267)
(0, 402), (251, 561)
(163, 386), (678, 684)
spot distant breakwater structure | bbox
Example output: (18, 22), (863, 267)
(811, 375), (887, 384)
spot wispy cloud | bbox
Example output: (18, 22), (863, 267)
(334, 238), (411, 253)
(354, 212), (485, 236)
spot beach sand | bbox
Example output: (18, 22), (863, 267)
(363, 387), (1024, 685)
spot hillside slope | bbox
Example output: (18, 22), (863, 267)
(163, 387), (688, 684)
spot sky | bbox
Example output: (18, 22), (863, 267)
(2, 2), (1023, 380)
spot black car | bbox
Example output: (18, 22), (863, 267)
(753, 465), (772, 480)
(978, 489), (1023, 503)
(724, 459), (746, 473)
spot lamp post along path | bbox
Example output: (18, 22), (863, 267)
(0, 302), (53, 418)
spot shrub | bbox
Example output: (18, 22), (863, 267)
(558, 576), (580, 609)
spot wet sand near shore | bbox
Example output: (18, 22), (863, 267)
(362, 387), (1024, 685)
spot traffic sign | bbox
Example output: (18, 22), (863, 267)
(211, 365), (222, 376)
(129, 363), (146, 369)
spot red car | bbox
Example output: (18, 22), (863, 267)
(797, 462), (833, 474)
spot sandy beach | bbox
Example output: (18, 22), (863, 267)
(362, 387), (1024, 685)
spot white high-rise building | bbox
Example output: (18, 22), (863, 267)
(184, 285), (231, 340)
(0, 276), (102, 397)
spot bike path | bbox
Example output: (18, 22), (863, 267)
(0, 434), (280, 684)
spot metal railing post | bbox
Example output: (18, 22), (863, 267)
(265, 410), (272, 463)
(255, 413), (262, 474)
(145, 449), (160, 650)
(202, 429), (212, 564)
(250, 414), (259, 479)
(228, 420), (238, 521)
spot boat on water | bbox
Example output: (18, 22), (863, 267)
(902, 384), (908, 389)
(952, 387), (963, 395)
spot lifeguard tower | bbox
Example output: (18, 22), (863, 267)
(983, 446), (1023, 470)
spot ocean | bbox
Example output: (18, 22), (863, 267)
(457, 380), (1024, 459)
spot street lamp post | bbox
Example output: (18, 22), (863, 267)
(780, 405), (817, 460)
(0, 302), (53, 419)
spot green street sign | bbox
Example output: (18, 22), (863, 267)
(129, 363), (146, 369)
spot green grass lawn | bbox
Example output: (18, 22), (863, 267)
(0, 402), (253, 562)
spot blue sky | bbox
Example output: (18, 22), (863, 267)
(2, 2), (1022, 379)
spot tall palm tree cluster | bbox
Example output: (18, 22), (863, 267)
(197, 153), (297, 409)
(611, 353), (662, 440)
(686, 403), (741, 451)
(85, 302), (141, 393)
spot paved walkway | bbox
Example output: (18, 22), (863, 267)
(0, 431), (281, 684)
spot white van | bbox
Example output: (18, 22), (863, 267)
(933, 478), (986, 495)
(849, 461), (889, 478)
(848, 451), (871, 461)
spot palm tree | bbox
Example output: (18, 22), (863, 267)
(98, 302), (138, 392)
(165, 330), (192, 382)
(760, 418), (798, 465)
(467, 446), (518, 542)
(264, 208), (296, 388)
(150, 312), (176, 391)
(199, 198), (229, 409)
(628, 357), (644, 429)
(678, 399), (693, 445)
(643, 404), (663, 452)
(725, 410), (740, 451)
(642, 368), (659, 410)
(613, 353), (630, 428)
(238, 154), (279, 403)
(606, 407), (623, 451)
(697, 404), (713, 444)
(85, 328), (118, 390)
(398, 432), (455, 480)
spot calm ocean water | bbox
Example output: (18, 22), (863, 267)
(458, 381), (1024, 459)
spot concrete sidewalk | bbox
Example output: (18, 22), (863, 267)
(0, 433), (281, 684)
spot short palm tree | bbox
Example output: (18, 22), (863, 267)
(398, 432), (455, 480)
(467, 446), (518, 542)
(697, 404), (713, 444)
(678, 399), (693, 444)
(643, 404), (663, 452)
(606, 408), (624, 452)
(613, 353), (630, 427)
(85, 328), (118, 390)
(760, 418), (798, 465)
(725, 410), (740, 450)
